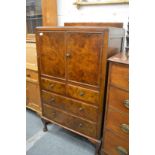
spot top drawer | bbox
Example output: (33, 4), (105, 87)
(26, 69), (38, 83)
(110, 63), (129, 91)
(41, 78), (66, 95)
(66, 84), (99, 105)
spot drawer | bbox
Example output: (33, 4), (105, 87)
(110, 63), (129, 90)
(43, 104), (97, 138)
(41, 78), (66, 95)
(108, 86), (129, 113)
(26, 69), (38, 82)
(42, 91), (98, 122)
(66, 84), (99, 105)
(103, 130), (129, 155)
(106, 108), (129, 139)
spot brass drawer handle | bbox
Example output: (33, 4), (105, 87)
(49, 84), (54, 88)
(27, 74), (31, 78)
(52, 112), (56, 117)
(120, 124), (129, 133)
(66, 53), (71, 57)
(123, 100), (129, 109)
(49, 98), (55, 103)
(79, 123), (83, 127)
(79, 107), (84, 112)
(79, 91), (85, 96)
(116, 146), (128, 155)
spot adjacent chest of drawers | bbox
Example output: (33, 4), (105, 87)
(26, 42), (42, 114)
(101, 53), (129, 155)
(35, 26), (124, 153)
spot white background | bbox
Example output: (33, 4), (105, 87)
(0, 0), (155, 155)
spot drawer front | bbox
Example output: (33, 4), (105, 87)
(41, 78), (66, 95)
(108, 86), (129, 113)
(43, 104), (97, 138)
(106, 108), (129, 139)
(110, 63), (129, 90)
(103, 130), (129, 155)
(42, 91), (98, 122)
(67, 84), (99, 105)
(26, 69), (38, 82)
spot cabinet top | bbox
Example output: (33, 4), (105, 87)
(36, 26), (124, 32)
(108, 52), (129, 65)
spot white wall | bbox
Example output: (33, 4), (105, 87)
(57, 0), (129, 29)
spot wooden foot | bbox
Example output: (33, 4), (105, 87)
(88, 139), (101, 155)
(41, 118), (48, 132)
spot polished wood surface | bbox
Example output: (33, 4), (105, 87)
(66, 32), (102, 86)
(64, 22), (123, 28)
(67, 84), (99, 105)
(42, 90), (98, 122)
(38, 31), (66, 79)
(100, 53), (129, 155)
(108, 86), (129, 113)
(103, 130), (129, 155)
(41, 78), (66, 95)
(36, 27), (124, 154)
(43, 104), (97, 138)
(106, 108), (129, 139)
(110, 63), (129, 91)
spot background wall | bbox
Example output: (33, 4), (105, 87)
(57, 0), (129, 29)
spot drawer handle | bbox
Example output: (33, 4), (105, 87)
(49, 98), (55, 103)
(79, 123), (83, 127)
(66, 53), (71, 57)
(123, 100), (129, 109)
(49, 84), (54, 88)
(27, 74), (31, 78)
(116, 146), (128, 155)
(79, 91), (85, 96)
(52, 112), (56, 117)
(120, 124), (129, 133)
(79, 107), (84, 112)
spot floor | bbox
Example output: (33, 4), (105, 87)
(26, 109), (96, 155)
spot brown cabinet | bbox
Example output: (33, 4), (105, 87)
(36, 26), (124, 154)
(100, 53), (129, 155)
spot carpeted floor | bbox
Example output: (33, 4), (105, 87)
(26, 109), (95, 155)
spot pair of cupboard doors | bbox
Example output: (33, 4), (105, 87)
(37, 30), (105, 88)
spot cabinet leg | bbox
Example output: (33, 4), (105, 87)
(88, 139), (101, 155)
(41, 118), (48, 132)
(95, 141), (101, 155)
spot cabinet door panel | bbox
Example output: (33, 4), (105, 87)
(38, 31), (66, 79)
(66, 32), (103, 86)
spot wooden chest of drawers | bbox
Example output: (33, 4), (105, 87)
(26, 42), (41, 114)
(101, 53), (129, 155)
(35, 26), (124, 154)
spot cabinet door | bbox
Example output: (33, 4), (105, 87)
(66, 32), (103, 86)
(38, 31), (66, 79)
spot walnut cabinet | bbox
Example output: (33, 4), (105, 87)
(36, 26), (125, 154)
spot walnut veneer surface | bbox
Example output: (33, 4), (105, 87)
(35, 26), (125, 154)
(101, 53), (129, 155)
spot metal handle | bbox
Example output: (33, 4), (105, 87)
(123, 100), (129, 109)
(50, 98), (55, 103)
(52, 112), (56, 117)
(79, 107), (84, 112)
(66, 53), (71, 57)
(49, 84), (54, 88)
(27, 74), (31, 77)
(79, 91), (85, 96)
(116, 146), (128, 155)
(120, 124), (129, 133)
(79, 123), (83, 127)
